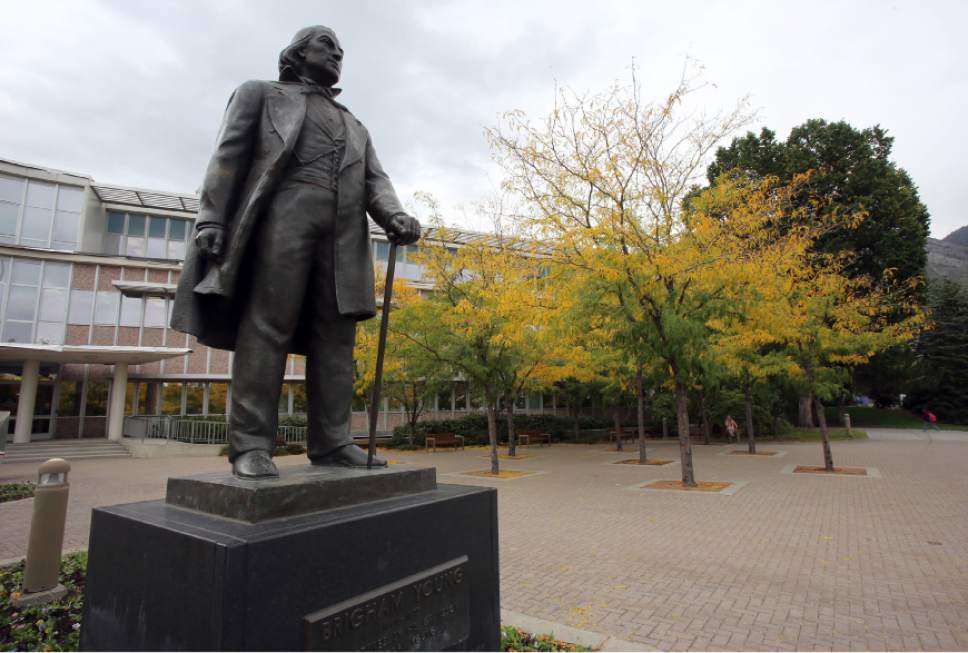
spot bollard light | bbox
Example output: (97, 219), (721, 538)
(843, 413), (852, 436)
(15, 457), (71, 607)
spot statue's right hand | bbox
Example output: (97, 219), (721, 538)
(195, 226), (225, 260)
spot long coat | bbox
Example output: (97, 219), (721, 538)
(170, 80), (408, 354)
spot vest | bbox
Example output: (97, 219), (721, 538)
(282, 93), (346, 190)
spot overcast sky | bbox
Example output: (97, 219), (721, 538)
(1, 0), (965, 238)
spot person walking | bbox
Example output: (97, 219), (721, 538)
(725, 415), (739, 443)
(922, 408), (941, 431)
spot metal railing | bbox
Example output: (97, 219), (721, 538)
(123, 416), (308, 445)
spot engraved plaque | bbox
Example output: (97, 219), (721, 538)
(304, 556), (470, 651)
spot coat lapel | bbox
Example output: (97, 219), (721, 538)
(266, 85), (307, 147)
(339, 108), (365, 172)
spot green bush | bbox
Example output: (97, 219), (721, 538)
(0, 483), (35, 504)
(500, 625), (591, 651)
(388, 413), (612, 447)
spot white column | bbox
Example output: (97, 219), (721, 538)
(13, 359), (40, 444)
(107, 362), (129, 442)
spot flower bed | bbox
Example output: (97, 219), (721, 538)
(0, 552), (86, 651)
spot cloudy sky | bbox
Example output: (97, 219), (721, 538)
(1, 0), (965, 237)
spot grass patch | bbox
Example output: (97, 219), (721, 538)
(501, 625), (592, 651)
(828, 407), (968, 431)
(642, 480), (732, 492)
(1, 552), (86, 651)
(0, 482), (35, 504)
(779, 428), (867, 441)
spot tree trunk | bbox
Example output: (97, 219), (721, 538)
(571, 403), (580, 440)
(675, 381), (696, 487)
(613, 407), (623, 452)
(662, 417), (668, 439)
(798, 394), (815, 427)
(636, 366), (648, 464)
(505, 393), (517, 457)
(813, 397), (834, 472)
(699, 388), (711, 445)
(486, 400), (500, 475)
(744, 382), (756, 454)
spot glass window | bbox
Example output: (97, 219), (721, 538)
(161, 383), (182, 415)
(21, 205), (52, 244)
(7, 285), (38, 320)
(124, 382), (144, 415)
(207, 383), (227, 415)
(2, 321), (32, 342)
(437, 387), (452, 411)
(12, 259), (41, 285)
(454, 381), (468, 411)
(39, 288), (67, 321)
(119, 295), (142, 327)
(52, 211), (79, 247)
(85, 380), (109, 416)
(469, 390), (483, 410)
(278, 383), (290, 414)
(35, 321), (64, 344)
(148, 217), (167, 238)
(43, 262), (70, 288)
(0, 175), (24, 204)
(107, 211), (125, 234)
(167, 238), (185, 260)
(94, 291), (119, 324)
(56, 380), (82, 417)
(144, 297), (166, 328)
(56, 186), (84, 212)
(25, 181), (55, 208)
(169, 219), (187, 242)
(125, 235), (145, 257)
(68, 289), (93, 324)
(374, 240), (388, 261)
(127, 214), (146, 236)
(527, 393), (542, 410)
(147, 217), (167, 257)
(516, 393), (527, 410)
(185, 383), (204, 414)
(293, 383), (307, 413)
(0, 202), (18, 238)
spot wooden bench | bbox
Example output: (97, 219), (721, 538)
(425, 433), (465, 452)
(517, 431), (551, 447)
(608, 429), (636, 442)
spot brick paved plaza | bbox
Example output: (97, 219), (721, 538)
(2, 432), (967, 651)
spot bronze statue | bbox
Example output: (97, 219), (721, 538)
(171, 26), (421, 478)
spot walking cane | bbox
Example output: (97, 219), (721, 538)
(367, 241), (397, 468)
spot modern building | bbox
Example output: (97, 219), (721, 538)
(0, 157), (558, 444)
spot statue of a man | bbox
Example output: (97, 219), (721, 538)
(171, 26), (421, 478)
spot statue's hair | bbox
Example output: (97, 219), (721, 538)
(278, 26), (336, 82)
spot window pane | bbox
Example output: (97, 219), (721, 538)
(12, 259), (41, 284)
(103, 233), (122, 256)
(161, 383), (182, 415)
(107, 211), (125, 234)
(374, 240), (388, 261)
(437, 388), (452, 411)
(56, 380), (81, 417)
(279, 383), (290, 414)
(169, 219), (187, 241)
(146, 237), (166, 258)
(42, 262), (70, 288)
(21, 206), (52, 243)
(293, 383), (307, 413)
(167, 238), (185, 260)
(207, 383), (227, 415)
(52, 211), (79, 247)
(144, 297), (166, 327)
(7, 285), (38, 320)
(94, 291), (119, 324)
(85, 380), (109, 416)
(0, 175), (24, 204)
(56, 186), (84, 212)
(25, 181), (55, 208)
(125, 236), (145, 257)
(119, 295), (142, 327)
(454, 381), (468, 411)
(68, 289), (93, 324)
(127, 214), (145, 236)
(0, 202), (18, 237)
(185, 383), (204, 414)
(148, 217), (167, 238)
(36, 321), (64, 344)
(2, 320), (32, 342)
(39, 288), (68, 321)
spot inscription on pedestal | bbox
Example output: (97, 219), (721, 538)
(304, 556), (470, 651)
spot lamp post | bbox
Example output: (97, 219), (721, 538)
(14, 457), (71, 607)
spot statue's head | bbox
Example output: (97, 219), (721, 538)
(278, 26), (343, 86)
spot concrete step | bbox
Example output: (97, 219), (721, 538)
(2, 439), (131, 465)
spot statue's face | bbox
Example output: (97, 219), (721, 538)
(300, 29), (343, 86)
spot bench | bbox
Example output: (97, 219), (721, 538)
(608, 429), (636, 442)
(425, 433), (465, 452)
(517, 431), (551, 447)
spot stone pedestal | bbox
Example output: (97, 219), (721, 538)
(80, 465), (500, 651)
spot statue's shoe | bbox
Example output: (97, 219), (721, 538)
(311, 444), (387, 468)
(232, 449), (280, 478)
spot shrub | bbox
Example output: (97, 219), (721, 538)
(0, 483), (35, 504)
(388, 413), (611, 447)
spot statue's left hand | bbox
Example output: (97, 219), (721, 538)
(386, 214), (421, 245)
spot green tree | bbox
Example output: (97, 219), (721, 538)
(905, 280), (968, 422)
